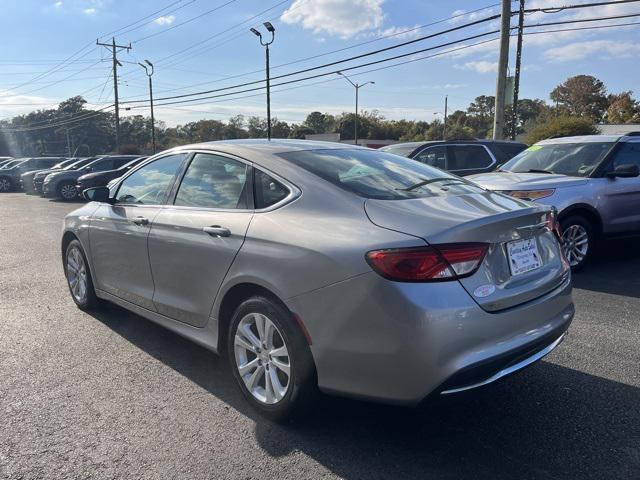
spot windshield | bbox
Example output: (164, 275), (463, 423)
(278, 148), (485, 200)
(3, 160), (26, 169)
(501, 142), (614, 177)
(66, 157), (97, 170)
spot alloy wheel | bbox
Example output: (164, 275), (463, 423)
(0, 178), (11, 192)
(562, 224), (589, 267)
(60, 184), (77, 200)
(233, 313), (291, 405)
(66, 246), (88, 303)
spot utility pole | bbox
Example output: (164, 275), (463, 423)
(65, 128), (72, 157)
(511, 0), (525, 140)
(443, 95), (448, 140)
(493, 0), (511, 140)
(337, 71), (374, 146)
(96, 37), (131, 153)
(250, 22), (275, 140)
(139, 60), (156, 154)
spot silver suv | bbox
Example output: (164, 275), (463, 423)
(469, 134), (640, 270)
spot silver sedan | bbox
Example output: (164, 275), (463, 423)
(62, 140), (574, 419)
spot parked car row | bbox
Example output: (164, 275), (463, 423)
(0, 154), (145, 200)
(382, 135), (640, 270)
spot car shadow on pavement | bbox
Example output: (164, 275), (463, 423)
(573, 237), (640, 298)
(90, 303), (639, 480)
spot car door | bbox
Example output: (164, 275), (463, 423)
(599, 140), (640, 233)
(89, 153), (188, 310)
(147, 152), (253, 327)
(446, 145), (496, 176)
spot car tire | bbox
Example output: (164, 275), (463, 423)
(227, 296), (317, 421)
(64, 239), (100, 310)
(560, 215), (594, 271)
(58, 181), (78, 201)
(0, 176), (13, 192)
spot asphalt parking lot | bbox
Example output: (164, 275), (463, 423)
(1, 192), (639, 480)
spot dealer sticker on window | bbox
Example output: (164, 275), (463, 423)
(507, 238), (542, 276)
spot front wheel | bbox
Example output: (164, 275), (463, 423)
(58, 181), (78, 201)
(0, 177), (13, 192)
(561, 216), (593, 271)
(228, 296), (317, 421)
(64, 240), (100, 310)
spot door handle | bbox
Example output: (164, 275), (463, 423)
(203, 225), (231, 237)
(132, 216), (149, 226)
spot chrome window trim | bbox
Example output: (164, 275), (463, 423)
(414, 144), (497, 172)
(158, 149), (301, 214)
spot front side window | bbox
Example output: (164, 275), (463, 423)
(278, 148), (484, 200)
(174, 153), (248, 209)
(448, 145), (493, 170)
(254, 170), (289, 209)
(611, 142), (640, 170)
(414, 146), (448, 169)
(501, 142), (614, 177)
(116, 153), (187, 205)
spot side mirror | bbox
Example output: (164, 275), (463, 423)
(83, 186), (113, 203)
(606, 164), (639, 178)
(84, 166), (93, 173)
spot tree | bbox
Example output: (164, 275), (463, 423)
(525, 116), (599, 144)
(304, 111), (335, 134)
(550, 75), (608, 121)
(425, 120), (475, 141)
(247, 116), (268, 137)
(466, 95), (495, 138)
(288, 124), (315, 139)
(606, 92), (639, 124)
(271, 118), (292, 138)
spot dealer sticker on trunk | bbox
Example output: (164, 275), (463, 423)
(507, 237), (542, 276)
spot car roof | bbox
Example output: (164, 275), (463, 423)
(172, 139), (360, 155)
(536, 134), (628, 145)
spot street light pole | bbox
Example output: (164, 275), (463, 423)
(139, 60), (156, 154)
(250, 22), (275, 140)
(336, 72), (374, 146)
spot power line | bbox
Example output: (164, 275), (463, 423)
(129, 0), (240, 44)
(1, 105), (115, 132)
(122, 12), (502, 104)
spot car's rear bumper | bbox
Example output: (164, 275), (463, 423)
(287, 272), (573, 406)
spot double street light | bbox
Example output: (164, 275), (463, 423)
(138, 59), (156, 154)
(250, 22), (275, 140)
(336, 71), (374, 146)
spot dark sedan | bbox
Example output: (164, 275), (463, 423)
(33, 157), (97, 194)
(20, 158), (77, 193)
(0, 157), (64, 192)
(380, 140), (527, 176)
(76, 157), (146, 194)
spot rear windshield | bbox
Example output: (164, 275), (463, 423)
(379, 144), (420, 157)
(277, 148), (485, 200)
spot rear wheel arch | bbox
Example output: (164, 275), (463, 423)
(217, 282), (307, 354)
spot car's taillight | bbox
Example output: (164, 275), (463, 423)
(365, 243), (489, 282)
(546, 209), (563, 243)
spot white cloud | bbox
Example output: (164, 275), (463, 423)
(154, 15), (175, 25)
(83, 7), (96, 15)
(545, 40), (640, 62)
(377, 24), (422, 40)
(448, 6), (498, 25)
(456, 61), (498, 73)
(281, 0), (384, 39)
(54, 1), (63, 8)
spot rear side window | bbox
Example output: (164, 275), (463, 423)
(414, 146), (448, 169)
(116, 153), (187, 205)
(278, 148), (484, 200)
(254, 170), (289, 209)
(490, 143), (527, 162)
(174, 153), (248, 209)
(448, 145), (493, 170)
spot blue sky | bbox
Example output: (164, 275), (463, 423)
(0, 0), (638, 126)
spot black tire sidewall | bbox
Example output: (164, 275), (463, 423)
(64, 240), (98, 310)
(227, 296), (316, 421)
(560, 215), (594, 271)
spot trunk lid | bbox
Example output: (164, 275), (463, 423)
(364, 191), (570, 311)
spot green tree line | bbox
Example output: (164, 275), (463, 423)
(1, 74), (638, 156)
